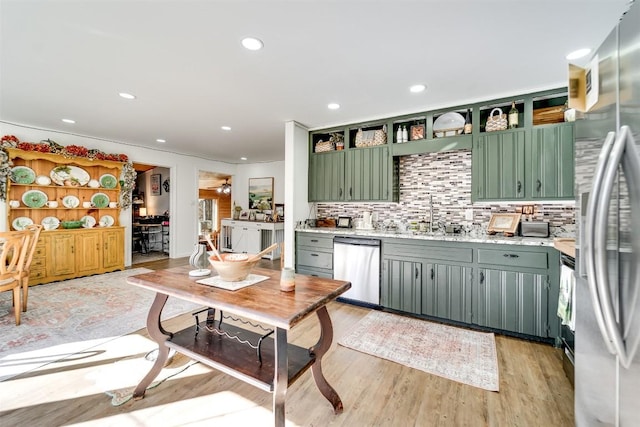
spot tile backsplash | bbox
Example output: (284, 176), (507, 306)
(315, 150), (575, 237)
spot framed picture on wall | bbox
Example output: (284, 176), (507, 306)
(151, 174), (161, 196)
(248, 177), (274, 210)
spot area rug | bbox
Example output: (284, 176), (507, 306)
(0, 268), (202, 381)
(338, 310), (499, 391)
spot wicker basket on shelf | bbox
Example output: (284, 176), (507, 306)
(315, 140), (335, 152)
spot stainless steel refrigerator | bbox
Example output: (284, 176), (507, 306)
(574, 1), (640, 425)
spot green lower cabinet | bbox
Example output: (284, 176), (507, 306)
(474, 268), (549, 337)
(421, 262), (473, 323)
(381, 257), (422, 314)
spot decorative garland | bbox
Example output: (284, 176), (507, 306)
(1, 134), (136, 209)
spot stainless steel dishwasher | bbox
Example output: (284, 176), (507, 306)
(333, 236), (381, 306)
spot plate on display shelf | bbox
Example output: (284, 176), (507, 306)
(99, 174), (118, 189)
(81, 215), (97, 228)
(50, 165), (90, 187)
(41, 216), (60, 231)
(10, 166), (36, 184)
(433, 112), (465, 137)
(12, 216), (34, 231)
(22, 190), (48, 208)
(99, 215), (115, 227)
(62, 195), (80, 208)
(91, 193), (110, 208)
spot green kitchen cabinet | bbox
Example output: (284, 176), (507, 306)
(295, 231), (334, 278)
(529, 123), (574, 200)
(422, 262), (473, 324)
(474, 245), (559, 339)
(472, 129), (526, 202)
(345, 145), (393, 202)
(474, 267), (550, 337)
(381, 256), (423, 314)
(308, 151), (345, 202)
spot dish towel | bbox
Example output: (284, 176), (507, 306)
(557, 265), (575, 330)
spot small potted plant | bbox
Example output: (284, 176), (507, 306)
(330, 133), (344, 150)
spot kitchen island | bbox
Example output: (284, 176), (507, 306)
(296, 227), (563, 343)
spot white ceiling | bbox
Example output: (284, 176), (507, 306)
(0, 0), (632, 164)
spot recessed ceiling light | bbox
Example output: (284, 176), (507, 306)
(240, 157), (248, 161)
(566, 48), (591, 60)
(221, 126), (231, 131)
(241, 37), (264, 51)
(119, 92), (136, 100)
(61, 118), (75, 124)
(409, 84), (426, 93)
(328, 103), (340, 110)
(156, 139), (166, 143)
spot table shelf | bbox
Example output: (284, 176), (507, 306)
(167, 322), (315, 392)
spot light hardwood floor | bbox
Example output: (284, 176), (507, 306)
(0, 257), (574, 426)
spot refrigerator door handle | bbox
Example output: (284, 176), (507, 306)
(585, 131), (617, 354)
(619, 126), (640, 367)
(595, 126), (639, 368)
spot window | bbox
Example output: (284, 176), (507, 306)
(198, 199), (218, 236)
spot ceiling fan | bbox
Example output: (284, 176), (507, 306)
(217, 179), (232, 194)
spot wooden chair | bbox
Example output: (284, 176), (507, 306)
(19, 224), (43, 312)
(0, 232), (30, 325)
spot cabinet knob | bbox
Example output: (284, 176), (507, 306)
(310, 239), (318, 243)
(517, 180), (522, 193)
(479, 271), (484, 284)
(310, 253), (318, 257)
(503, 253), (519, 258)
(536, 179), (542, 192)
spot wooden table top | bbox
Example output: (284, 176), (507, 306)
(127, 266), (351, 330)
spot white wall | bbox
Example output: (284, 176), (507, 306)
(139, 167), (170, 216)
(0, 122), (236, 265)
(232, 161), (285, 213)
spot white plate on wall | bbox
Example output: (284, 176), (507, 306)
(12, 217), (34, 231)
(50, 165), (90, 186)
(99, 215), (115, 227)
(433, 112), (465, 137)
(81, 215), (96, 228)
(62, 195), (80, 208)
(41, 216), (60, 230)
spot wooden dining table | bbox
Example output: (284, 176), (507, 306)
(126, 266), (351, 427)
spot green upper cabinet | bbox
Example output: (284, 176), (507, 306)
(529, 123), (574, 200)
(308, 124), (398, 203)
(308, 150), (345, 202)
(345, 145), (392, 201)
(472, 129), (526, 201)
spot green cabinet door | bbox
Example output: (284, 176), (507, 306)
(472, 130), (526, 201)
(474, 268), (549, 337)
(308, 151), (345, 202)
(345, 146), (391, 201)
(530, 123), (574, 200)
(381, 257), (422, 314)
(421, 262), (473, 323)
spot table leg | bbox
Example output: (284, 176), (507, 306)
(273, 327), (287, 427)
(309, 306), (344, 414)
(133, 293), (171, 399)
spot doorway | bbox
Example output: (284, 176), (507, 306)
(198, 170), (232, 249)
(132, 163), (171, 265)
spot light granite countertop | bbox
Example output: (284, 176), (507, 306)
(296, 227), (556, 247)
